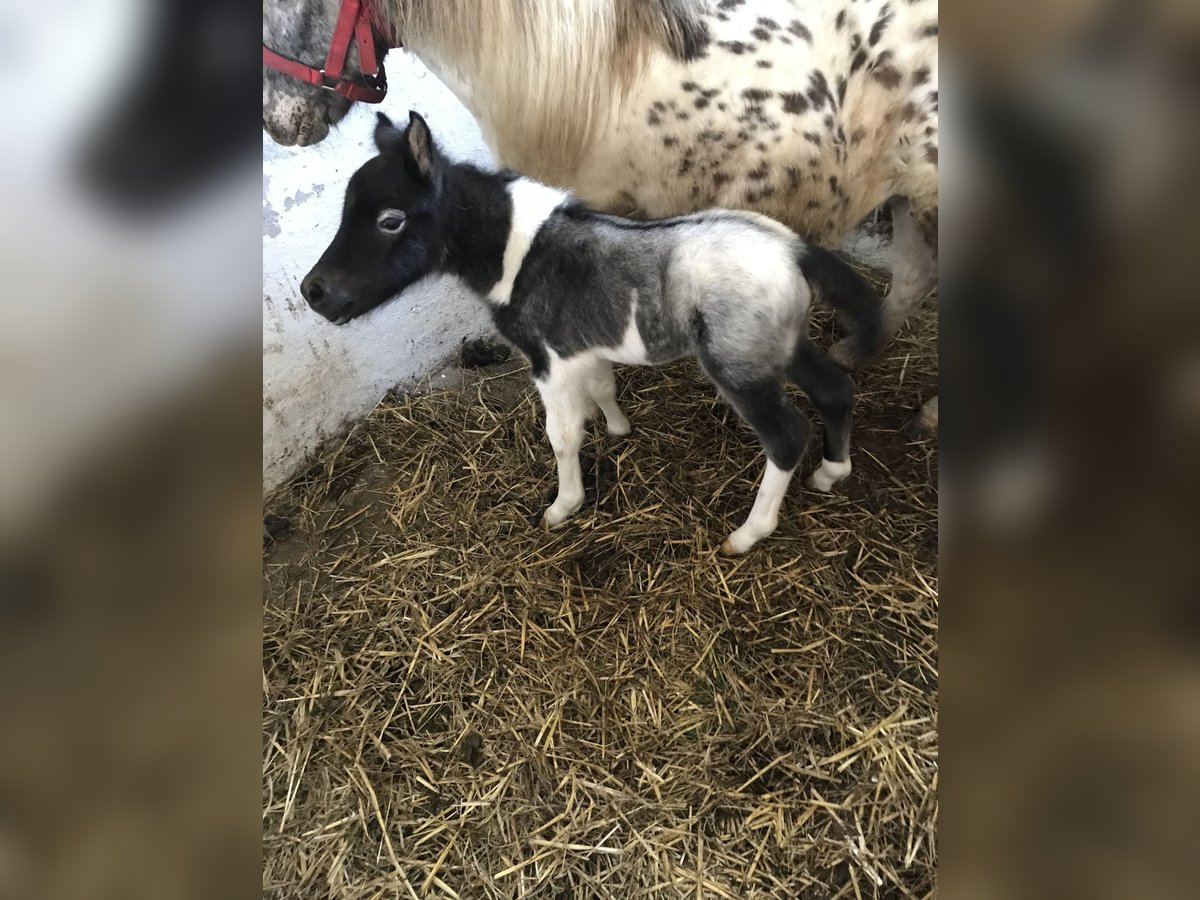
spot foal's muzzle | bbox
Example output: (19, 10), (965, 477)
(301, 272), (355, 325)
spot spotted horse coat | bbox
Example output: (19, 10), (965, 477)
(569, 0), (938, 365)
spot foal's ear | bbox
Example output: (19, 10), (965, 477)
(401, 110), (440, 184)
(374, 113), (405, 156)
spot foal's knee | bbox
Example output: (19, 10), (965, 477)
(542, 385), (588, 451)
(547, 416), (584, 456)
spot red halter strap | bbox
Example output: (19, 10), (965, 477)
(262, 0), (389, 104)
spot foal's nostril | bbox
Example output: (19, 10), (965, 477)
(302, 276), (325, 305)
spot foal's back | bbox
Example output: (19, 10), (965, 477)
(521, 203), (811, 373)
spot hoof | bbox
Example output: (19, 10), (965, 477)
(540, 501), (580, 531)
(806, 472), (832, 493)
(807, 459), (852, 493)
(917, 396), (938, 433)
(721, 531), (758, 555)
(540, 513), (566, 535)
(828, 337), (866, 371)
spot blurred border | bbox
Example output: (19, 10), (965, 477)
(1, 0), (1198, 896)
(1, 1), (262, 898)
(944, 1), (1200, 896)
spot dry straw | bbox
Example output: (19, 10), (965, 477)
(264, 273), (937, 898)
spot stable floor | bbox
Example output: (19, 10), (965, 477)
(263, 292), (937, 898)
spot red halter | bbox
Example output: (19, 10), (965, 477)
(262, 0), (389, 103)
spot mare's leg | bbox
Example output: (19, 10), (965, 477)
(702, 361), (811, 554)
(787, 341), (856, 492)
(830, 196), (937, 370)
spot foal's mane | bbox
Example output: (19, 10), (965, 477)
(381, 0), (710, 182)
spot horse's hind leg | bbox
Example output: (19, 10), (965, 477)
(701, 363), (811, 554)
(786, 341), (855, 492)
(583, 359), (631, 436)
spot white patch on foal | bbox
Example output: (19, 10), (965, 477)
(488, 178), (570, 304)
(807, 458), (853, 493)
(536, 345), (634, 529)
(604, 289), (652, 366)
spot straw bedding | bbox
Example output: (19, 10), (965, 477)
(263, 280), (937, 898)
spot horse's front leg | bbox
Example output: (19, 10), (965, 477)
(534, 368), (589, 530)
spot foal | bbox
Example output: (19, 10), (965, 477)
(303, 112), (884, 553)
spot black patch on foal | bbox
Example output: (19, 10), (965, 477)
(506, 212), (637, 363)
(440, 168), (515, 296)
(786, 342), (854, 462)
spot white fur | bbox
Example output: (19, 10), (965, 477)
(723, 461), (795, 554)
(807, 457), (852, 493)
(535, 349), (633, 528)
(589, 360), (631, 436)
(681, 221), (801, 305)
(488, 179), (570, 305)
(605, 291), (653, 365)
(535, 354), (590, 528)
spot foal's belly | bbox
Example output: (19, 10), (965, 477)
(599, 301), (693, 368)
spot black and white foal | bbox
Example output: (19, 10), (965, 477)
(302, 112), (884, 553)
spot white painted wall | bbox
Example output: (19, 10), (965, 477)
(263, 52), (495, 491)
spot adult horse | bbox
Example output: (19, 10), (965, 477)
(264, 0), (937, 386)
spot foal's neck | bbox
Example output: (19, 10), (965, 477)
(439, 164), (520, 298)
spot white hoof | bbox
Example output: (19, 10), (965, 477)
(606, 414), (632, 437)
(720, 531), (753, 555)
(540, 497), (582, 530)
(807, 458), (852, 493)
(917, 396), (938, 433)
(720, 519), (777, 555)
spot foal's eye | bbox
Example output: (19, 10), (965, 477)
(376, 210), (406, 233)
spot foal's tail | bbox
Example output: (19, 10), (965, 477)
(798, 243), (887, 368)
